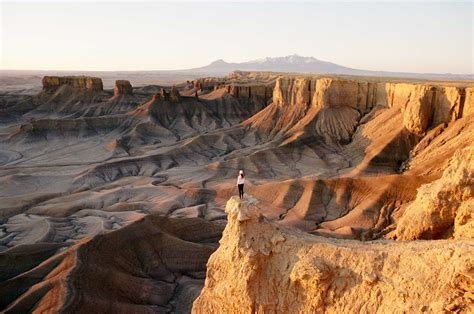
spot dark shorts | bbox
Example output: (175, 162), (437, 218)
(238, 184), (244, 193)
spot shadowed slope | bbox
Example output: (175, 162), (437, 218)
(1, 216), (223, 313)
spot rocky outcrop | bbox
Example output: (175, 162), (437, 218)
(433, 86), (464, 124)
(400, 85), (435, 135)
(455, 199), (474, 239)
(193, 196), (474, 313)
(155, 87), (181, 103)
(169, 87), (181, 103)
(113, 80), (133, 96)
(393, 146), (474, 240)
(224, 84), (273, 100)
(42, 76), (103, 92)
(464, 87), (474, 117)
(189, 78), (232, 96)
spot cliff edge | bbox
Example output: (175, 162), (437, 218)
(393, 146), (474, 240)
(193, 196), (474, 313)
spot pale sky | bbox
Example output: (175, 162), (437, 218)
(1, 1), (473, 74)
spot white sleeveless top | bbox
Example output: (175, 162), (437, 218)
(237, 175), (245, 185)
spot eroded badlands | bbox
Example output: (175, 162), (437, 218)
(0, 72), (472, 312)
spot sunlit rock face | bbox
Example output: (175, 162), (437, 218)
(394, 147), (474, 240)
(193, 196), (474, 313)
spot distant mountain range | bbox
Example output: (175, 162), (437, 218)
(2, 55), (471, 88)
(188, 54), (472, 80)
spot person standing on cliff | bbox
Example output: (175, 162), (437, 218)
(237, 170), (245, 199)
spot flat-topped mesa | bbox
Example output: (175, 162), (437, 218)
(42, 76), (103, 92)
(113, 80), (133, 96)
(192, 196), (474, 313)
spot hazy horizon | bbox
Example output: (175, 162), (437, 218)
(1, 1), (473, 74)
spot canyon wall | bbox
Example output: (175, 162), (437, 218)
(224, 84), (273, 100)
(464, 87), (474, 117)
(42, 76), (104, 92)
(192, 75), (275, 101)
(193, 196), (474, 313)
(268, 76), (472, 136)
(272, 77), (379, 114)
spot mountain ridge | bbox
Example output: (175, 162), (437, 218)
(189, 54), (472, 80)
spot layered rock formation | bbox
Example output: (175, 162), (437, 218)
(42, 76), (103, 92)
(244, 77), (377, 142)
(155, 87), (181, 103)
(224, 84), (273, 100)
(193, 196), (474, 313)
(464, 87), (474, 117)
(393, 147), (474, 240)
(245, 76), (472, 141)
(187, 73), (275, 102)
(2, 72), (474, 313)
(113, 80), (133, 96)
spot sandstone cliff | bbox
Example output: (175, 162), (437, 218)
(224, 84), (273, 100)
(193, 196), (474, 313)
(464, 87), (474, 117)
(244, 76), (472, 141)
(42, 76), (103, 92)
(113, 80), (133, 96)
(244, 77), (377, 142)
(393, 146), (474, 240)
